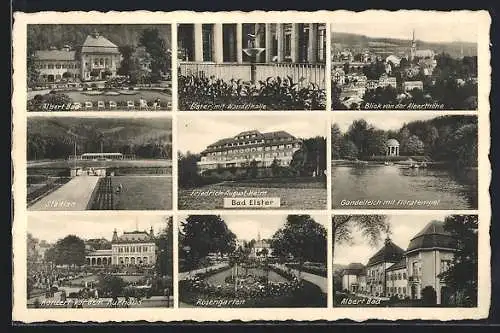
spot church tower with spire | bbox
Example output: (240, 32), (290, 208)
(410, 29), (417, 61)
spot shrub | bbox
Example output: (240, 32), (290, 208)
(178, 75), (326, 110)
(421, 286), (437, 306)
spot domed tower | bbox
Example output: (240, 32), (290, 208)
(406, 220), (458, 305)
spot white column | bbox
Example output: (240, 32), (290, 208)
(277, 23), (284, 62)
(265, 23), (273, 63)
(213, 23), (224, 63)
(236, 23), (243, 64)
(193, 24), (203, 62)
(308, 23), (318, 64)
(291, 23), (300, 63)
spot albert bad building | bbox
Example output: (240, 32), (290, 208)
(85, 228), (158, 266)
(33, 31), (123, 83)
(197, 130), (302, 174)
(340, 220), (460, 305)
(178, 23), (327, 88)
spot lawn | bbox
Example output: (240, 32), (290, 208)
(112, 176), (172, 210)
(179, 183), (327, 210)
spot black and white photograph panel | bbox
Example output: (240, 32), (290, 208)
(27, 116), (172, 211)
(177, 23), (327, 111)
(332, 214), (478, 307)
(331, 21), (478, 110)
(178, 114), (327, 210)
(27, 214), (174, 308)
(178, 214), (327, 308)
(27, 24), (172, 111)
(331, 113), (478, 209)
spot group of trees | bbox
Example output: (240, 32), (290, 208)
(117, 28), (171, 84)
(179, 214), (327, 275)
(179, 215), (237, 270)
(270, 215), (327, 265)
(331, 115), (478, 168)
(27, 118), (172, 161)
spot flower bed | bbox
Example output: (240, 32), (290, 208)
(178, 75), (326, 110)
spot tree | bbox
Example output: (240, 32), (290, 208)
(331, 82), (347, 110)
(448, 123), (478, 169)
(270, 158), (280, 177)
(248, 159), (259, 178)
(271, 215), (327, 276)
(438, 215), (478, 306)
(300, 136), (327, 177)
(331, 215), (390, 298)
(117, 45), (136, 77)
(343, 62), (350, 74)
(421, 286), (437, 306)
(47, 235), (86, 267)
(178, 152), (201, 188)
(27, 41), (40, 88)
(156, 216), (173, 279)
(138, 28), (170, 82)
(404, 135), (425, 155)
(331, 124), (343, 160)
(180, 215), (236, 268)
(365, 129), (388, 156)
(98, 274), (126, 298)
(346, 119), (372, 155)
(340, 139), (359, 160)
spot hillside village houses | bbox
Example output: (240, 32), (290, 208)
(331, 30), (440, 104)
(32, 31), (154, 84)
(197, 129), (303, 174)
(178, 23), (327, 88)
(340, 220), (459, 305)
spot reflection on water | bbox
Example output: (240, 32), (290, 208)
(332, 165), (477, 209)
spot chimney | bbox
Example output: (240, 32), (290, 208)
(150, 226), (154, 237)
(112, 229), (118, 242)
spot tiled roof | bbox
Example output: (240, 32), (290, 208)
(113, 231), (155, 244)
(367, 238), (405, 266)
(386, 257), (407, 271)
(407, 220), (457, 252)
(342, 262), (365, 275)
(35, 50), (77, 61)
(82, 34), (120, 54)
(204, 130), (299, 153)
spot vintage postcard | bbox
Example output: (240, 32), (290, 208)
(11, 10), (491, 323)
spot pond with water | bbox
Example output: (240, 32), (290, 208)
(332, 165), (477, 209)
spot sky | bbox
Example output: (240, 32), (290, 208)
(177, 114), (327, 154)
(332, 113), (441, 133)
(179, 214), (328, 242)
(330, 21), (478, 44)
(27, 214), (170, 244)
(333, 213), (451, 265)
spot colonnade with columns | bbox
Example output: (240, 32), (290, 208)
(180, 23), (325, 64)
